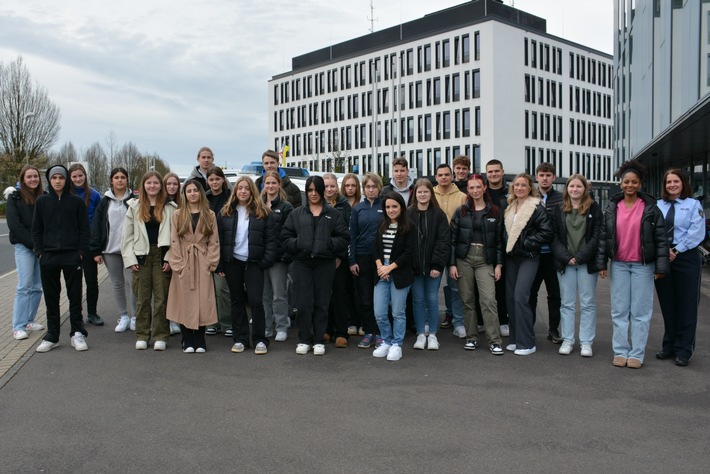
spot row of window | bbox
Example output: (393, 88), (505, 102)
(287, 145), (482, 178)
(274, 107), (480, 158)
(525, 147), (613, 182)
(274, 70), (482, 132)
(570, 52), (611, 88)
(274, 32), (482, 106)
(524, 110), (612, 149)
(524, 38), (563, 75)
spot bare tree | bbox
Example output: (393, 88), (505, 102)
(114, 142), (144, 190)
(84, 142), (109, 191)
(0, 56), (61, 163)
(46, 141), (77, 167)
(105, 130), (118, 169)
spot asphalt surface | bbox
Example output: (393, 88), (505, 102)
(0, 274), (708, 473)
(0, 220), (15, 275)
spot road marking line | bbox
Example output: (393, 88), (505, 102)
(0, 269), (17, 280)
(0, 233), (9, 237)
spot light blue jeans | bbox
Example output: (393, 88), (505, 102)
(411, 273), (443, 335)
(374, 277), (411, 347)
(444, 272), (464, 328)
(610, 261), (655, 362)
(12, 244), (43, 331)
(557, 263), (598, 345)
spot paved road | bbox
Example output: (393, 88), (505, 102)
(0, 273), (708, 472)
(0, 220), (15, 276)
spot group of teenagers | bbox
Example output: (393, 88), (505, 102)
(7, 147), (705, 366)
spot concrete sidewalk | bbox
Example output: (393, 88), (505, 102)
(0, 264), (109, 384)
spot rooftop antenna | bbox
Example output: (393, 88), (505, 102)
(368, 0), (378, 33)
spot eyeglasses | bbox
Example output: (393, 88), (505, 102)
(364, 185), (379, 190)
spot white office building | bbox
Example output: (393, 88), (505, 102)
(268, 0), (613, 185)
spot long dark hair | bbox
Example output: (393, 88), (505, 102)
(18, 165), (44, 205)
(68, 163), (91, 208)
(379, 192), (411, 234)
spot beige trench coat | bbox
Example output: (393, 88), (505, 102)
(166, 209), (220, 329)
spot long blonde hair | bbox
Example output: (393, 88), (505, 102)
(260, 171), (287, 203)
(175, 180), (213, 237)
(562, 174), (592, 215)
(506, 173), (539, 206)
(222, 176), (270, 219)
(138, 171), (166, 223)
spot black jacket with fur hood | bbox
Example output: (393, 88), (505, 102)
(503, 197), (553, 258)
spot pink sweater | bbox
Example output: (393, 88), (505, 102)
(615, 198), (645, 262)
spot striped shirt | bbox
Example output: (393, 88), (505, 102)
(382, 223), (398, 264)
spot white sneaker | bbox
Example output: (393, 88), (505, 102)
(296, 343), (311, 355)
(424, 323), (430, 336)
(129, 316), (136, 331)
(514, 346), (536, 356)
(153, 340), (166, 351)
(26, 322), (44, 331)
(413, 334), (427, 350)
(183, 347), (195, 353)
(13, 329), (29, 340)
(275, 331), (287, 342)
(255, 342), (268, 355)
(231, 342), (245, 353)
(559, 341), (573, 355)
(115, 315), (130, 333)
(347, 326), (358, 336)
(453, 326), (467, 338)
(169, 321), (181, 335)
(373, 343), (391, 358)
(36, 340), (58, 353)
(313, 344), (325, 356)
(499, 324), (510, 337)
(195, 347), (206, 353)
(135, 340), (148, 350)
(427, 334), (440, 350)
(580, 343), (593, 357)
(505, 343), (517, 352)
(386, 344), (402, 361)
(71, 332), (88, 351)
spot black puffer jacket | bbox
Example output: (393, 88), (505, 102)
(7, 190), (35, 249)
(449, 201), (503, 266)
(551, 200), (606, 273)
(330, 195), (352, 260)
(374, 221), (416, 289)
(503, 198), (553, 258)
(407, 206), (450, 275)
(602, 191), (670, 274)
(281, 203), (349, 261)
(265, 195), (294, 262)
(216, 205), (278, 271)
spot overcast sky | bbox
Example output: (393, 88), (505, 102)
(0, 0), (612, 176)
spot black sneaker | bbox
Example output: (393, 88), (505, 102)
(490, 344), (504, 356)
(87, 314), (104, 326)
(464, 339), (478, 351)
(547, 330), (562, 344)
